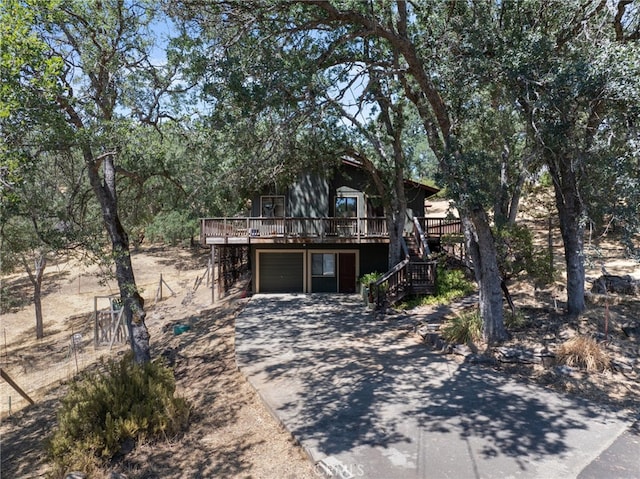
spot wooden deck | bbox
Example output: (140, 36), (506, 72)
(200, 217), (462, 245)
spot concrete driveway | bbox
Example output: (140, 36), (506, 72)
(235, 294), (639, 479)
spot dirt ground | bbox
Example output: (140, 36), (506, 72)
(0, 246), (317, 479)
(1, 222), (639, 478)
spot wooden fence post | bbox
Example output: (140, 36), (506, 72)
(1, 368), (34, 405)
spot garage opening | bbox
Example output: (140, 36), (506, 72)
(257, 252), (304, 293)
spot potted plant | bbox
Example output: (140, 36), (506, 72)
(359, 272), (382, 306)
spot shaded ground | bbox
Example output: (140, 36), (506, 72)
(409, 285), (640, 411)
(235, 294), (638, 479)
(1, 234), (638, 477)
(0, 247), (316, 479)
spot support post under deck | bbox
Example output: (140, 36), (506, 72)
(211, 244), (216, 304)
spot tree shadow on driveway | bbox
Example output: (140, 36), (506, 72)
(236, 294), (636, 477)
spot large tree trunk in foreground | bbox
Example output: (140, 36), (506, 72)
(87, 151), (151, 363)
(387, 171), (408, 268)
(551, 157), (586, 316)
(387, 211), (405, 268)
(462, 209), (507, 344)
(557, 198), (586, 316)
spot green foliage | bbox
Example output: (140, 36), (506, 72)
(433, 266), (476, 301)
(47, 354), (189, 474)
(400, 266), (475, 309)
(538, 171), (553, 188)
(0, 0), (64, 210)
(494, 223), (533, 277)
(359, 271), (383, 285)
(0, 285), (28, 313)
(527, 250), (555, 286)
(495, 223), (555, 286)
(441, 310), (483, 345)
(504, 308), (527, 330)
(145, 210), (198, 246)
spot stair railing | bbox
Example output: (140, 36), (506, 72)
(401, 235), (410, 260)
(412, 216), (431, 259)
(369, 258), (410, 308)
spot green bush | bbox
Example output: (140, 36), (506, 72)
(0, 286), (28, 314)
(146, 210), (198, 246)
(398, 266), (475, 309)
(494, 223), (555, 286)
(435, 267), (474, 297)
(527, 250), (555, 286)
(47, 354), (189, 474)
(441, 310), (483, 344)
(504, 308), (527, 329)
(359, 271), (383, 285)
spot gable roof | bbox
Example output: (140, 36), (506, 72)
(340, 157), (440, 198)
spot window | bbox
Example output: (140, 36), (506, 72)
(312, 253), (335, 277)
(261, 196), (285, 217)
(335, 196), (358, 217)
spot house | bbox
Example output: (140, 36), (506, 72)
(200, 158), (461, 300)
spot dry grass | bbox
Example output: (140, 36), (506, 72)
(441, 309), (483, 344)
(555, 335), (611, 372)
(0, 247), (317, 479)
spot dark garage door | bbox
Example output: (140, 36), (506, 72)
(258, 252), (304, 293)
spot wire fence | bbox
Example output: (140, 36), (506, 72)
(0, 311), (129, 418)
(0, 262), (220, 419)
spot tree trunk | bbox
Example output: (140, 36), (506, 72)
(33, 255), (46, 340)
(387, 170), (408, 268)
(557, 202), (586, 315)
(462, 209), (507, 344)
(494, 159), (526, 228)
(551, 157), (586, 316)
(387, 210), (405, 268)
(494, 157), (510, 229)
(22, 253), (47, 339)
(507, 170), (526, 225)
(86, 150), (151, 363)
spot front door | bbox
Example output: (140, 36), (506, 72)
(338, 253), (357, 293)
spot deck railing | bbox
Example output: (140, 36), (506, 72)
(418, 217), (463, 239)
(200, 216), (460, 244)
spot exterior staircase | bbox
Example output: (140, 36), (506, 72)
(404, 235), (436, 296)
(369, 218), (437, 308)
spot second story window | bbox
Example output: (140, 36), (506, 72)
(335, 196), (358, 218)
(261, 196), (285, 217)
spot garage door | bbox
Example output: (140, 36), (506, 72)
(258, 252), (304, 293)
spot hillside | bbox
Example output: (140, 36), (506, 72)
(0, 246), (317, 478)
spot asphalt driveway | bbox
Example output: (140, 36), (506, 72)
(235, 294), (639, 479)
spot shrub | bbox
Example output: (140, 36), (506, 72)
(555, 336), (611, 372)
(146, 210), (198, 246)
(47, 354), (189, 474)
(359, 271), (383, 285)
(441, 310), (483, 344)
(527, 250), (555, 286)
(494, 223), (555, 286)
(504, 308), (527, 329)
(0, 286), (28, 314)
(436, 267), (475, 297)
(397, 266), (475, 309)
